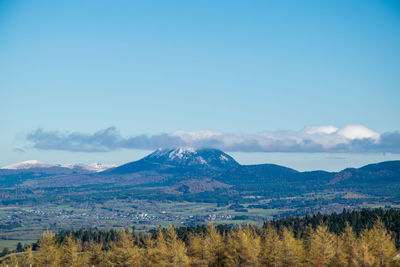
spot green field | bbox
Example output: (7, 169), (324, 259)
(1, 190), (396, 251)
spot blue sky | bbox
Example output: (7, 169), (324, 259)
(1, 0), (399, 171)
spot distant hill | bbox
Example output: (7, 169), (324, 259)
(106, 148), (239, 175)
(0, 160), (116, 187)
(1, 149), (399, 201)
(0, 160), (115, 174)
(216, 164), (332, 196)
(216, 160), (400, 198)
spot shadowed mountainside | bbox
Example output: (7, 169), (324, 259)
(1, 149), (399, 200)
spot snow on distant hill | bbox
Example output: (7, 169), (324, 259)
(143, 147), (239, 169)
(64, 163), (117, 172)
(1, 160), (58, 170)
(1, 160), (116, 172)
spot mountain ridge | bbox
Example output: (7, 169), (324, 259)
(1, 160), (116, 173)
(4, 150), (399, 175)
(1, 149), (399, 200)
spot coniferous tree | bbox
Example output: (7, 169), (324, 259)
(10, 214), (400, 267)
(340, 223), (358, 267)
(329, 235), (347, 267)
(226, 226), (260, 267)
(5, 253), (18, 267)
(106, 230), (141, 266)
(59, 233), (79, 267)
(188, 233), (207, 267)
(308, 224), (335, 267)
(259, 224), (282, 267)
(357, 229), (375, 267)
(366, 218), (397, 267)
(280, 227), (304, 267)
(203, 222), (227, 267)
(146, 228), (169, 266)
(165, 226), (190, 266)
(21, 245), (35, 267)
(35, 230), (59, 267)
(87, 242), (106, 267)
(16, 242), (24, 252)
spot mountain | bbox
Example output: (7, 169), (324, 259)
(107, 148), (239, 175)
(146, 148), (239, 169)
(216, 164), (334, 197)
(0, 160), (79, 178)
(330, 161), (400, 184)
(0, 160), (117, 187)
(218, 164), (299, 184)
(1, 150), (399, 201)
(1, 160), (116, 173)
(1, 160), (58, 170)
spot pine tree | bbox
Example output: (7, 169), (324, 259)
(329, 235), (347, 267)
(226, 226), (260, 267)
(35, 230), (59, 267)
(280, 227), (304, 267)
(165, 226), (190, 266)
(59, 233), (79, 267)
(365, 218), (397, 267)
(339, 223), (358, 267)
(188, 233), (207, 267)
(146, 228), (169, 266)
(21, 245), (35, 267)
(87, 242), (106, 266)
(357, 229), (375, 267)
(308, 224), (335, 267)
(259, 224), (282, 267)
(10, 212), (400, 267)
(5, 253), (19, 267)
(16, 242), (24, 252)
(203, 222), (227, 267)
(106, 230), (141, 266)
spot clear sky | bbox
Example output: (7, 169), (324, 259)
(1, 0), (399, 171)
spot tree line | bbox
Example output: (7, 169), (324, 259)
(1, 219), (400, 266)
(266, 208), (400, 248)
(49, 208), (400, 250)
(1, 208), (400, 266)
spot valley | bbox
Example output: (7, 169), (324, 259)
(1, 148), (400, 250)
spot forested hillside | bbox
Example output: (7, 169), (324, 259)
(1, 209), (399, 266)
(266, 208), (400, 248)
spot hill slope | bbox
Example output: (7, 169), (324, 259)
(1, 149), (399, 201)
(107, 148), (239, 175)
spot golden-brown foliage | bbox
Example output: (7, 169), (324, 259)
(35, 230), (59, 266)
(106, 230), (142, 266)
(3, 220), (399, 267)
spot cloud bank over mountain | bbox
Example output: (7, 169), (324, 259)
(26, 125), (400, 153)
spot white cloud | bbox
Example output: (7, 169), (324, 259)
(303, 125), (339, 135)
(337, 125), (380, 141)
(26, 125), (400, 153)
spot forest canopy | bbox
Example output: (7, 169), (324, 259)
(1, 208), (400, 266)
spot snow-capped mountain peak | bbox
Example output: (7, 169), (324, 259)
(1, 160), (59, 170)
(168, 147), (196, 160)
(145, 148), (239, 169)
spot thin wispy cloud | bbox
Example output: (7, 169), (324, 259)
(26, 125), (400, 153)
(13, 148), (26, 154)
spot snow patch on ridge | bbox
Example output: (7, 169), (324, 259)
(168, 147), (196, 160)
(1, 160), (116, 172)
(220, 155), (229, 161)
(1, 160), (58, 170)
(64, 163), (117, 172)
(146, 147), (237, 167)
